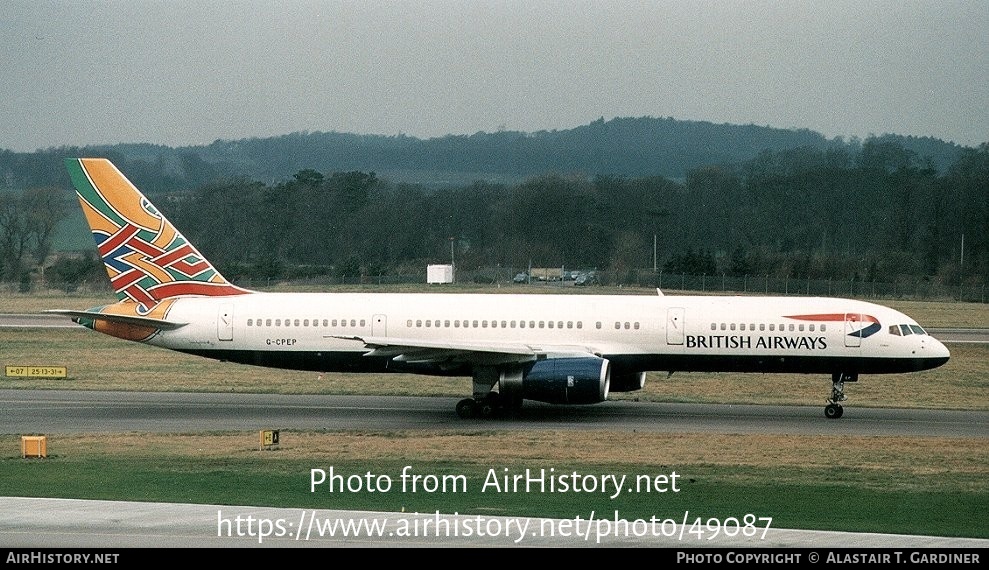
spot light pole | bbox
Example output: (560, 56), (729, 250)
(449, 237), (455, 284)
(647, 209), (670, 274)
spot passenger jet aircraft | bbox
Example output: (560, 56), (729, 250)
(51, 158), (950, 419)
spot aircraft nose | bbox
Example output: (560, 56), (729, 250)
(924, 335), (951, 368)
(932, 337), (951, 360)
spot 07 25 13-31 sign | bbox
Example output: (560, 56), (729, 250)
(259, 429), (280, 450)
(5, 366), (68, 378)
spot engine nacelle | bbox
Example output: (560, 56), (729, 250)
(520, 357), (611, 405)
(610, 370), (647, 393)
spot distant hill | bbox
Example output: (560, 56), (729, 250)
(188, 117), (841, 184)
(0, 116), (970, 192)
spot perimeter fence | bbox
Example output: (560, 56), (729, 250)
(4, 270), (985, 304)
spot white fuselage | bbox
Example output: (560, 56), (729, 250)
(145, 292), (950, 377)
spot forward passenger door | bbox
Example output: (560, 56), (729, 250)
(666, 307), (685, 345)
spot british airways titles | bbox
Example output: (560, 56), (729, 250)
(686, 334), (828, 350)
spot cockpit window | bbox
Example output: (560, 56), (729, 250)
(894, 324), (927, 336)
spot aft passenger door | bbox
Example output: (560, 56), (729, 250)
(666, 307), (685, 345)
(217, 303), (233, 341)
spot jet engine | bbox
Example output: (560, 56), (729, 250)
(516, 356), (611, 405)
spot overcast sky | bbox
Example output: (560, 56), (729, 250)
(2, 1), (987, 152)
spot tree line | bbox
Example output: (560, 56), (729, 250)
(169, 139), (987, 288)
(2, 138), (985, 293)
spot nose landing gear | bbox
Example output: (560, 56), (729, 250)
(825, 372), (857, 419)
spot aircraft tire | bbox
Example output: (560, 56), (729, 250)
(456, 398), (477, 419)
(824, 403), (843, 419)
(479, 402), (496, 418)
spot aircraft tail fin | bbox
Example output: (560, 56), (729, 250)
(65, 158), (251, 307)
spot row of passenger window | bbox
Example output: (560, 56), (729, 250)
(238, 318), (925, 337)
(405, 319), (643, 330)
(244, 316), (646, 332)
(710, 322), (827, 333)
(247, 318), (366, 328)
(406, 318), (584, 330)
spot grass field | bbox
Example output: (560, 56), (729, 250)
(1, 290), (987, 538)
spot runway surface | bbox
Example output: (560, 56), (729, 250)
(1, 389), (986, 437)
(2, 496), (986, 548)
(930, 327), (989, 343)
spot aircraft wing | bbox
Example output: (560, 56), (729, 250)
(333, 335), (599, 366)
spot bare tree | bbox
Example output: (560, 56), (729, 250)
(23, 186), (65, 265)
(0, 193), (30, 279)
(0, 187), (66, 281)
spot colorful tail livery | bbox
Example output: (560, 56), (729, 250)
(52, 159), (949, 420)
(65, 158), (250, 310)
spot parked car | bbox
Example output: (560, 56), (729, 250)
(513, 273), (528, 283)
(574, 272), (598, 286)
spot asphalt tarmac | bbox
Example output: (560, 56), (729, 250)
(2, 497), (987, 548)
(1, 389), (986, 437)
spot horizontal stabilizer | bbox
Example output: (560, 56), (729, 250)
(44, 309), (187, 330)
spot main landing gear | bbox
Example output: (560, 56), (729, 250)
(455, 367), (523, 419)
(456, 391), (523, 419)
(825, 372), (857, 419)
(456, 392), (503, 419)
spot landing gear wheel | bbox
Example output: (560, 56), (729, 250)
(824, 403), (844, 419)
(479, 402), (496, 418)
(480, 391), (501, 418)
(456, 398), (477, 419)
